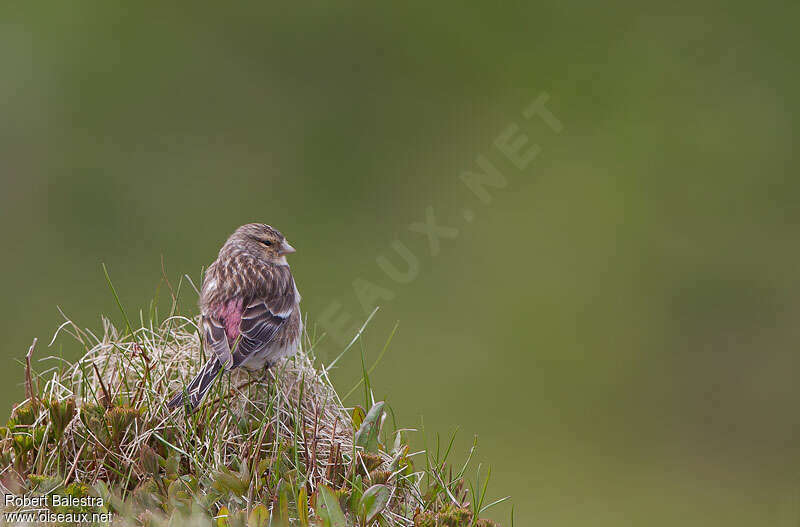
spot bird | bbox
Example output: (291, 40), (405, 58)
(167, 223), (302, 411)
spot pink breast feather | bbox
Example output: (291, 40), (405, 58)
(214, 298), (243, 343)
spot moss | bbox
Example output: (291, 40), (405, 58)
(0, 445), (12, 467)
(52, 482), (94, 514)
(10, 400), (40, 427)
(45, 397), (76, 441)
(105, 405), (140, 443)
(368, 469), (392, 485)
(80, 403), (110, 444)
(27, 474), (61, 496)
(358, 452), (384, 474)
(415, 504), (474, 527)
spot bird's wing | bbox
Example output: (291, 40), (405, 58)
(229, 264), (296, 368)
(229, 295), (291, 368)
(202, 315), (233, 368)
(202, 301), (287, 370)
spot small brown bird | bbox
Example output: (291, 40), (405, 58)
(168, 223), (302, 411)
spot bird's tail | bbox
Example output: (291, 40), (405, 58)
(167, 358), (223, 412)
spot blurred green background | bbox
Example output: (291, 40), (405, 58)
(2, 2), (798, 525)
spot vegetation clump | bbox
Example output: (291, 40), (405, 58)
(0, 281), (509, 526)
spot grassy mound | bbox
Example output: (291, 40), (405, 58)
(0, 284), (509, 526)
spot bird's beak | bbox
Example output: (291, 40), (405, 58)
(280, 240), (296, 255)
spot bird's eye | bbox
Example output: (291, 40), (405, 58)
(261, 240), (273, 247)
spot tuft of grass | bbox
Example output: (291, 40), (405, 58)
(0, 274), (510, 526)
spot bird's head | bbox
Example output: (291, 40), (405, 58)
(228, 223), (296, 264)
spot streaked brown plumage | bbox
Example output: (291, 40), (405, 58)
(167, 223), (302, 411)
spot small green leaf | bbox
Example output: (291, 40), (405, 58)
(212, 466), (248, 496)
(91, 480), (111, 503)
(248, 503), (270, 527)
(297, 486), (309, 526)
(354, 401), (385, 452)
(163, 452), (180, 477)
(167, 475), (196, 505)
(358, 484), (391, 523)
(139, 444), (160, 479)
(27, 474), (62, 494)
(167, 510), (182, 527)
(216, 506), (230, 527)
(351, 406), (366, 429)
(238, 459), (251, 486)
(317, 484), (347, 527)
(349, 474), (363, 512)
(390, 444), (409, 470)
(279, 489), (289, 524)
